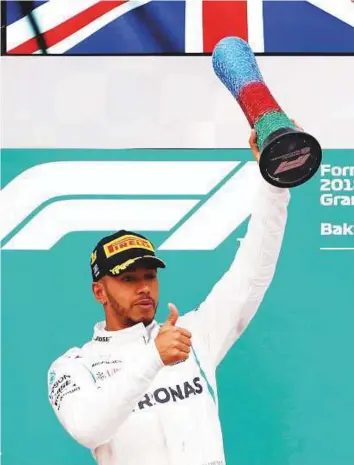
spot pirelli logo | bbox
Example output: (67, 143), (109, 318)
(104, 235), (154, 258)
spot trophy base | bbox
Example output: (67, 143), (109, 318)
(259, 127), (322, 188)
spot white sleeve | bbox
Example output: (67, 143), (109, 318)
(47, 343), (164, 450)
(182, 179), (290, 368)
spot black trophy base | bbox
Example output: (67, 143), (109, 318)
(259, 127), (322, 188)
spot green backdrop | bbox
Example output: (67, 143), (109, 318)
(1, 148), (353, 465)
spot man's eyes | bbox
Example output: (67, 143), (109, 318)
(147, 274), (157, 280)
(121, 274), (156, 282)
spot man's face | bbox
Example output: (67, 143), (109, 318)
(93, 266), (159, 328)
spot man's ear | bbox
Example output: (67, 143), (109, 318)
(92, 280), (107, 305)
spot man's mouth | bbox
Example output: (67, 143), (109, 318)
(135, 299), (154, 310)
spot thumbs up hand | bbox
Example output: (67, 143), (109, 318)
(155, 303), (192, 366)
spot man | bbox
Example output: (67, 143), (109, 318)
(47, 130), (291, 465)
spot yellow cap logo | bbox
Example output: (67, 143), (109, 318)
(110, 258), (137, 275)
(90, 250), (97, 265)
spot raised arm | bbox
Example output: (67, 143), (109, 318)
(47, 344), (163, 450)
(182, 175), (290, 368)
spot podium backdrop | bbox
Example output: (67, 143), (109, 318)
(2, 145), (354, 465)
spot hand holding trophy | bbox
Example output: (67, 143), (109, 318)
(212, 36), (322, 188)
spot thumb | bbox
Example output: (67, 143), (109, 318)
(164, 303), (179, 326)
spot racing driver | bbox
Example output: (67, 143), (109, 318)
(47, 130), (291, 465)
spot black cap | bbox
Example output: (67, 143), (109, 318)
(90, 230), (166, 282)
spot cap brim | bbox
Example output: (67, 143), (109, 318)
(131, 255), (166, 270)
(107, 255), (166, 277)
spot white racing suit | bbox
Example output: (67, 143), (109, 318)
(48, 179), (290, 465)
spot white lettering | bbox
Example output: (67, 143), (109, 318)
(321, 223), (332, 235)
(320, 164), (354, 177)
(321, 223), (354, 236)
(343, 224), (354, 235)
(320, 194), (354, 206)
(320, 164), (331, 176)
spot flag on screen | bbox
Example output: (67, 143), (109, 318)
(5, 0), (354, 55)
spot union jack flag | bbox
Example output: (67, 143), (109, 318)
(4, 0), (354, 55)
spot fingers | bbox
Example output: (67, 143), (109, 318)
(173, 332), (192, 355)
(291, 119), (304, 131)
(166, 328), (192, 347)
(248, 119), (303, 163)
(249, 129), (257, 147)
(177, 327), (192, 339)
(178, 334), (192, 347)
(168, 330), (192, 355)
(174, 342), (191, 354)
(249, 129), (260, 161)
(174, 351), (189, 362)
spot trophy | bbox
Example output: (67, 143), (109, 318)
(212, 36), (322, 188)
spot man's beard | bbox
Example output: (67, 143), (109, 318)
(109, 296), (157, 327)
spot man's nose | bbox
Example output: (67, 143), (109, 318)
(138, 284), (150, 295)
